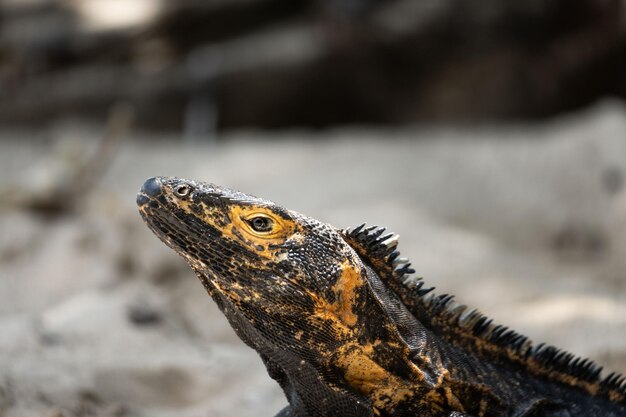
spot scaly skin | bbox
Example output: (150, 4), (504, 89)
(137, 176), (626, 417)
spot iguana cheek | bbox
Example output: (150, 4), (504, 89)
(309, 260), (364, 334)
(327, 261), (362, 328)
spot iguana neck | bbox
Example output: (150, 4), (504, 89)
(346, 258), (522, 416)
(326, 259), (479, 416)
(341, 224), (626, 416)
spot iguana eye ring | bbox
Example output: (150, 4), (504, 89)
(174, 184), (191, 197)
(247, 216), (274, 233)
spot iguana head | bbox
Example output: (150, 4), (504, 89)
(137, 176), (365, 332)
(137, 176), (442, 415)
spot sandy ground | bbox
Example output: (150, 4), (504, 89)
(0, 102), (626, 416)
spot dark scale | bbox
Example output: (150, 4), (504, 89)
(137, 176), (626, 417)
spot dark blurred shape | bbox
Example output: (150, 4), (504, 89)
(0, 0), (625, 130)
(39, 330), (62, 346)
(552, 222), (608, 261)
(0, 102), (133, 215)
(602, 166), (624, 195)
(67, 390), (126, 417)
(127, 304), (163, 327)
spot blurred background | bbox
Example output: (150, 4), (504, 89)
(1, 1), (626, 416)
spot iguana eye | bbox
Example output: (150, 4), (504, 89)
(247, 216), (274, 232)
(234, 209), (294, 241)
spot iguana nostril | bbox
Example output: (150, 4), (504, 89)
(141, 177), (161, 197)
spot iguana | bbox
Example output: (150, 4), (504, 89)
(136, 176), (626, 417)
